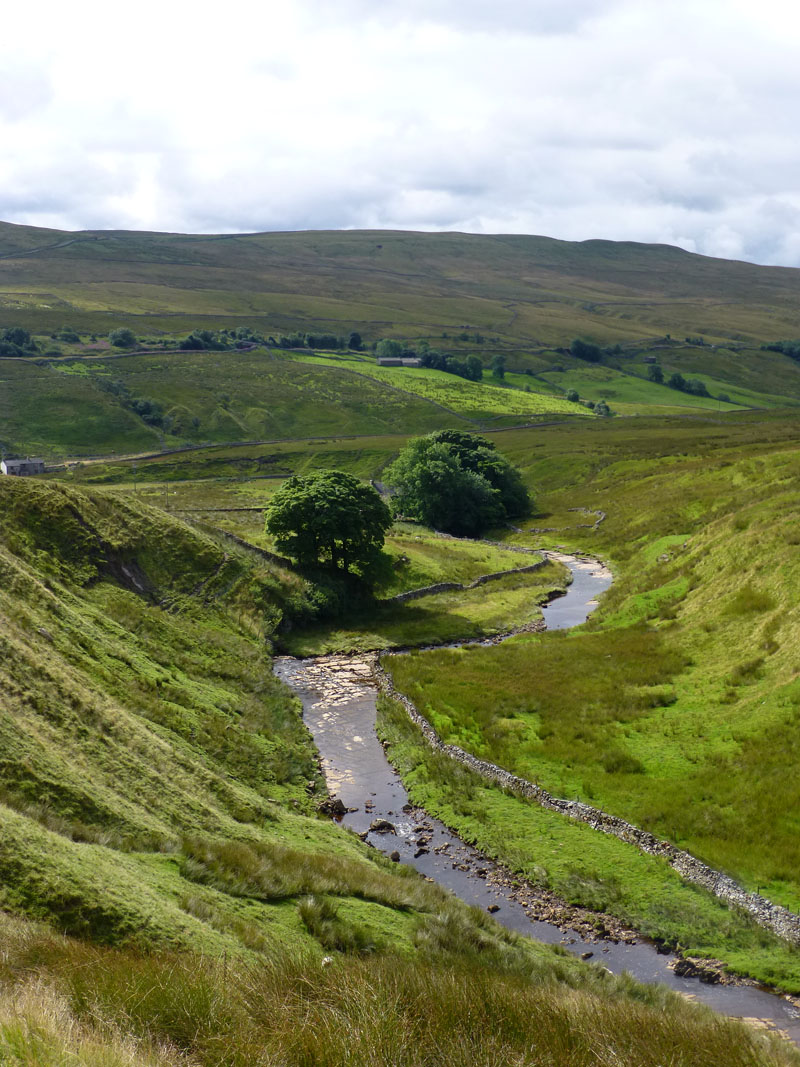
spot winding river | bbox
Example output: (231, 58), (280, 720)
(274, 555), (800, 1044)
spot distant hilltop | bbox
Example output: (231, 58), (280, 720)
(1, 221), (800, 345)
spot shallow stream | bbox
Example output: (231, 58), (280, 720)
(274, 555), (800, 1043)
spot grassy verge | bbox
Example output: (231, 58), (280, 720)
(376, 691), (800, 992)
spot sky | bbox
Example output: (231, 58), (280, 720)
(2, 0), (800, 265)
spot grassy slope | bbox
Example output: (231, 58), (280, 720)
(3, 915), (794, 1067)
(284, 351), (588, 418)
(6, 222), (800, 460)
(0, 359), (162, 456)
(3, 222), (800, 346)
(0, 477), (460, 954)
(1, 478), (787, 1065)
(538, 363), (772, 413)
(379, 412), (800, 987)
(2, 352), (473, 459)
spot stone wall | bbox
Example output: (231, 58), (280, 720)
(389, 557), (549, 603)
(374, 665), (800, 947)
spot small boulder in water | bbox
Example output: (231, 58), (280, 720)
(369, 818), (397, 834)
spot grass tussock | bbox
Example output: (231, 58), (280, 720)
(179, 835), (438, 912)
(0, 919), (795, 1067)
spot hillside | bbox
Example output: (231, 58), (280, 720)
(46, 411), (800, 994)
(3, 478), (791, 1065)
(3, 221), (800, 345)
(5, 222), (800, 458)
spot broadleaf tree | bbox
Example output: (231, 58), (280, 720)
(265, 470), (392, 582)
(385, 430), (531, 537)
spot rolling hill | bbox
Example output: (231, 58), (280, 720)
(3, 221), (800, 346)
(4, 221), (800, 459)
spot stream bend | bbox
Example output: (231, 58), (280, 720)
(274, 554), (800, 1044)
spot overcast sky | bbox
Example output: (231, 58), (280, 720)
(2, 0), (800, 265)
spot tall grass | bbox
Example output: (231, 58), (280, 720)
(179, 835), (441, 912)
(1, 924), (795, 1067)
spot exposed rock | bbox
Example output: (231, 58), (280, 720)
(673, 959), (700, 979)
(581, 951), (594, 960)
(369, 818), (396, 834)
(390, 851), (400, 862)
(318, 797), (347, 817)
(487, 904), (500, 913)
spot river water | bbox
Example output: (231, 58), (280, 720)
(274, 555), (800, 1043)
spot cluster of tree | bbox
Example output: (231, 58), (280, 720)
(570, 338), (604, 363)
(647, 364), (709, 396)
(562, 339), (624, 364)
(261, 435), (529, 610)
(672, 374), (710, 396)
(100, 378), (175, 431)
(420, 350), (483, 381)
(385, 429), (531, 537)
(109, 328), (138, 349)
(52, 325), (83, 342)
(763, 339), (800, 361)
(179, 329), (235, 351)
(273, 331), (362, 351)
(376, 338), (488, 382)
(108, 324), (363, 352)
(0, 327), (39, 357)
(177, 326), (273, 351)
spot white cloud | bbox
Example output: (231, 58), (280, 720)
(1, 0), (800, 263)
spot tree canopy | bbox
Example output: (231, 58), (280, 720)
(265, 470), (392, 580)
(109, 328), (136, 349)
(385, 430), (531, 537)
(570, 338), (603, 363)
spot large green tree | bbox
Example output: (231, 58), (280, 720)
(385, 430), (531, 536)
(265, 470), (392, 579)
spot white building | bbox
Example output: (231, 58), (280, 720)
(1, 458), (45, 476)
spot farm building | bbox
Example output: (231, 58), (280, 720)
(1, 458), (45, 476)
(376, 357), (422, 367)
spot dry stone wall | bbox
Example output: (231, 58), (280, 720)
(389, 557), (549, 603)
(374, 665), (800, 947)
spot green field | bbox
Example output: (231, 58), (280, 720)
(1, 348), (592, 459)
(282, 561), (568, 656)
(375, 413), (800, 987)
(6, 222), (800, 460)
(538, 362), (795, 414)
(285, 351), (588, 418)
